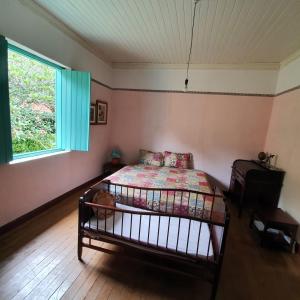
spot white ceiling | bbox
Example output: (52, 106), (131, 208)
(33, 0), (300, 65)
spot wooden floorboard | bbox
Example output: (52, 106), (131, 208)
(1, 188), (300, 300)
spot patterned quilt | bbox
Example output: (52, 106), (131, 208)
(105, 164), (215, 217)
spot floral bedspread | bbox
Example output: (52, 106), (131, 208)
(105, 164), (215, 217)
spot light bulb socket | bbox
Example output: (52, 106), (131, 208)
(185, 78), (189, 88)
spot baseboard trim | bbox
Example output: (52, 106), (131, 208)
(0, 175), (104, 236)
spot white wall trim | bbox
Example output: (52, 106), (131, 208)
(112, 68), (278, 95)
(22, 0), (111, 66)
(280, 48), (300, 69)
(276, 55), (300, 94)
(7, 38), (70, 69)
(112, 62), (279, 70)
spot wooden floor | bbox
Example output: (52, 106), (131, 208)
(1, 189), (300, 300)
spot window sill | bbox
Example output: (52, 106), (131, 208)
(9, 149), (70, 164)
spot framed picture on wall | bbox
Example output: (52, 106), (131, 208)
(90, 103), (96, 125)
(96, 100), (108, 125)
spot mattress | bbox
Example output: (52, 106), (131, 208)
(105, 164), (215, 217)
(84, 203), (214, 258)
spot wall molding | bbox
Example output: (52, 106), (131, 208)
(275, 84), (300, 97)
(280, 48), (300, 68)
(92, 77), (300, 98)
(112, 87), (274, 97)
(21, 0), (111, 66)
(7, 37), (69, 69)
(112, 62), (279, 70)
(91, 78), (112, 90)
(92, 78), (274, 97)
(0, 174), (104, 236)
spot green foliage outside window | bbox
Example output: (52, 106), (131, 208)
(8, 50), (56, 154)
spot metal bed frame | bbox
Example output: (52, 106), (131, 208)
(78, 179), (230, 300)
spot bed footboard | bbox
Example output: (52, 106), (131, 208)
(78, 180), (230, 300)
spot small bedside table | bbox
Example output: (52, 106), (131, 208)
(250, 208), (298, 253)
(103, 162), (126, 177)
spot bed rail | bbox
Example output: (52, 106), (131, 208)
(91, 180), (225, 220)
(78, 180), (230, 300)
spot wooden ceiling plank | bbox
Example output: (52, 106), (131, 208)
(33, 0), (300, 65)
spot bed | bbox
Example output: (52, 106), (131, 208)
(106, 164), (216, 217)
(78, 164), (230, 300)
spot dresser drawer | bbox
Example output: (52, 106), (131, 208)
(232, 169), (245, 184)
(231, 159), (285, 217)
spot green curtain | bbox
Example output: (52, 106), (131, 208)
(0, 36), (12, 164)
(56, 69), (91, 151)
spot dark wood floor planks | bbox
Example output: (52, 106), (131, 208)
(1, 188), (300, 300)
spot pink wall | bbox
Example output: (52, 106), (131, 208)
(0, 87), (275, 227)
(110, 91), (273, 186)
(264, 89), (300, 228)
(0, 82), (112, 227)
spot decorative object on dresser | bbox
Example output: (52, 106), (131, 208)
(228, 159), (285, 217)
(257, 151), (276, 166)
(96, 100), (107, 125)
(103, 161), (126, 177)
(250, 208), (298, 253)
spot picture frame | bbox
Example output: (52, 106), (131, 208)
(90, 103), (96, 125)
(96, 100), (108, 125)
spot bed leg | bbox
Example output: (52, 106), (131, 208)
(78, 234), (83, 261)
(78, 198), (84, 261)
(210, 270), (221, 300)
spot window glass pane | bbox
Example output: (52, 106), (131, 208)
(8, 49), (56, 154)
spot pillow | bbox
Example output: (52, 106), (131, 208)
(139, 149), (164, 167)
(163, 151), (191, 169)
(92, 190), (115, 219)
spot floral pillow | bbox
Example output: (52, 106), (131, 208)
(163, 151), (191, 169)
(139, 149), (164, 167)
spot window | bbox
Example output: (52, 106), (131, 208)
(8, 47), (57, 156)
(0, 36), (91, 164)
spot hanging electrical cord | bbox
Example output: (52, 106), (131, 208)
(185, 0), (200, 91)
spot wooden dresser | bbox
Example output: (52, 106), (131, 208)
(229, 159), (285, 216)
